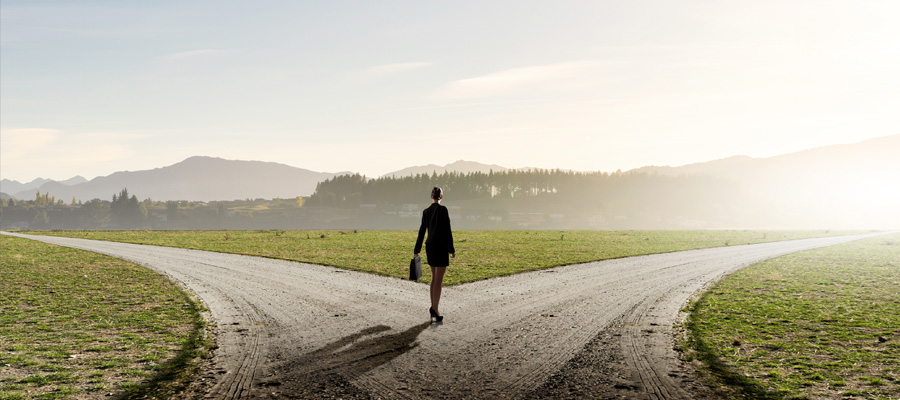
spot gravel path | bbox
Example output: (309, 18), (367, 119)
(2, 232), (882, 399)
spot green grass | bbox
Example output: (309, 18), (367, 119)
(685, 233), (900, 400)
(0, 236), (210, 400)
(32, 229), (863, 285)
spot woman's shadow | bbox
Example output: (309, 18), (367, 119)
(269, 322), (432, 397)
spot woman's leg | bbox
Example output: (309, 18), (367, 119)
(430, 266), (446, 315)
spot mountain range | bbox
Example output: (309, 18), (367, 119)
(632, 134), (900, 228)
(1, 157), (351, 202)
(2, 134), (897, 207)
(380, 160), (509, 178)
(0, 176), (88, 195)
(630, 134), (900, 184)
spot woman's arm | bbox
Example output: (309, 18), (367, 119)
(414, 209), (428, 255)
(445, 207), (455, 255)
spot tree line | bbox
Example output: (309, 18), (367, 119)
(1, 169), (748, 230)
(0, 189), (307, 230)
(306, 169), (742, 226)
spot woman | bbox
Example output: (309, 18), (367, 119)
(414, 187), (455, 322)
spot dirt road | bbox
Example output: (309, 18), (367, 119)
(3, 232), (881, 399)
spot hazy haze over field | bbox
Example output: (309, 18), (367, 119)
(1, 1), (898, 184)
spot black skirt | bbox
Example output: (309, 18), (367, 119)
(425, 243), (450, 267)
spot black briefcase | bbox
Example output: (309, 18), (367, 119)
(409, 255), (422, 281)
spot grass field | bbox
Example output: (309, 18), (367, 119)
(685, 233), (900, 400)
(31, 229), (863, 285)
(0, 236), (208, 400)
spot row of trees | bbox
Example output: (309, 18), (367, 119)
(1, 189), (149, 229)
(308, 169), (590, 207)
(0, 189), (309, 230)
(2, 170), (747, 229)
(110, 188), (148, 228)
(306, 169), (741, 223)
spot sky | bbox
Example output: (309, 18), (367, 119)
(2, 0), (899, 182)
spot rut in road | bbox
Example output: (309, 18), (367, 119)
(2, 232), (882, 399)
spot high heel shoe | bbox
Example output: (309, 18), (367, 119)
(429, 307), (443, 322)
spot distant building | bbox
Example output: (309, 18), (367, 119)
(588, 215), (607, 227)
(508, 212), (545, 227)
(400, 203), (421, 218)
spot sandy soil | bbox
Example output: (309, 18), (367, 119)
(3, 232), (881, 399)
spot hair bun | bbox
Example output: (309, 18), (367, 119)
(431, 187), (443, 199)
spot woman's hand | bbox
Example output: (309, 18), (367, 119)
(451, 253), (456, 258)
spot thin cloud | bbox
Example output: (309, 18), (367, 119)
(160, 49), (235, 62)
(0, 128), (60, 162)
(398, 98), (557, 112)
(363, 62), (432, 76)
(431, 61), (603, 100)
(0, 129), (144, 181)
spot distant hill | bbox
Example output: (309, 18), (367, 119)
(1, 178), (52, 195)
(6, 135), (897, 228)
(60, 176), (89, 186)
(628, 134), (900, 184)
(14, 156), (352, 202)
(630, 134), (900, 228)
(381, 160), (509, 178)
(1, 176), (87, 200)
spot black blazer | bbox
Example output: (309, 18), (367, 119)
(414, 203), (455, 254)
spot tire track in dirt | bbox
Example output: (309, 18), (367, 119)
(2, 231), (885, 399)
